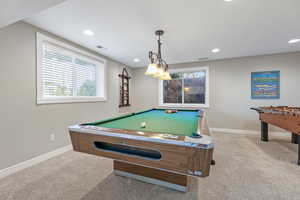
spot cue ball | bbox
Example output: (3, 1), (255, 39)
(140, 122), (146, 128)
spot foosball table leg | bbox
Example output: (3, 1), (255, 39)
(292, 133), (299, 144)
(211, 160), (216, 165)
(298, 139), (300, 166)
(261, 121), (269, 142)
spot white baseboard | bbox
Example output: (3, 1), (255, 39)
(0, 145), (72, 180)
(210, 128), (289, 136)
(210, 128), (259, 135)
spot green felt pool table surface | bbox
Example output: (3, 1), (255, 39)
(85, 109), (201, 137)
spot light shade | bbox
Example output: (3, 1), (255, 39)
(145, 64), (158, 76)
(153, 67), (164, 78)
(160, 71), (172, 80)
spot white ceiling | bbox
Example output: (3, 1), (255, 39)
(26, 0), (300, 67)
(0, 0), (66, 28)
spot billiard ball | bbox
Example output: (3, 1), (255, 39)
(140, 122), (146, 128)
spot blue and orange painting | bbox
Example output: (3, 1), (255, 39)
(251, 71), (280, 99)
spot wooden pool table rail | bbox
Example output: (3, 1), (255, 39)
(69, 110), (213, 177)
(81, 109), (211, 138)
(71, 110), (213, 149)
(69, 129), (213, 177)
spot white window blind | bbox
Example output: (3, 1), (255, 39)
(37, 33), (106, 104)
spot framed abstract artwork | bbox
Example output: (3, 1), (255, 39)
(251, 71), (280, 99)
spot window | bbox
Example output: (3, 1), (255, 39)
(36, 33), (106, 104)
(159, 67), (209, 107)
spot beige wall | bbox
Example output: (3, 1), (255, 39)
(0, 22), (132, 170)
(132, 52), (300, 130)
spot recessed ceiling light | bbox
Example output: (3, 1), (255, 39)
(133, 58), (140, 62)
(211, 48), (220, 53)
(288, 39), (300, 44)
(224, 0), (232, 2)
(83, 29), (94, 36)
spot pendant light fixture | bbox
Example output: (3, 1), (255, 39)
(145, 30), (172, 80)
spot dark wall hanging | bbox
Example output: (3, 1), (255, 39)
(119, 68), (131, 107)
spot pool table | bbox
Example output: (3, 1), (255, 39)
(69, 109), (214, 192)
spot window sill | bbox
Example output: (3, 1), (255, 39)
(159, 103), (210, 109)
(37, 97), (107, 105)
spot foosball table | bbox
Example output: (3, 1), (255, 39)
(251, 106), (300, 165)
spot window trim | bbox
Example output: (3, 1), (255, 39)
(158, 66), (210, 108)
(36, 32), (107, 104)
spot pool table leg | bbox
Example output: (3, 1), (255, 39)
(261, 121), (269, 142)
(113, 160), (189, 192)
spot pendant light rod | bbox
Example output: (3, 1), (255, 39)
(145, 30), (172, 80)
(155, 30), (164, 61)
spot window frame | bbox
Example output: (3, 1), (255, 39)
(36, 32), (107, 104)
(158, 66), (210, 108)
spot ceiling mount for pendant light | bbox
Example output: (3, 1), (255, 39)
(145, 30), (171, 80)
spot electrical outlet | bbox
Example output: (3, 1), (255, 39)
(50, 133), (55, 142)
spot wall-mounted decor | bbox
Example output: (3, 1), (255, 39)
(251, 71), (280, 99)
(119, 68), (131, 107)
